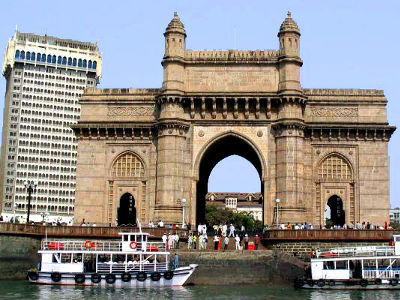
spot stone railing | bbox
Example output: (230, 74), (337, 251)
(184, 49), (279, 61)
(304, 88), (384, 96)
(0, 222), (186, 239)
(263, 229), (397, 241)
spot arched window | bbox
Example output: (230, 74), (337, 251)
(47, 54), (51, 63)
(41, 54), (46, 62)
(68, 57), (72, 65)
(20, 51), (25, 59)
(31, 52), (35, 61)
(82, 59), (87, 68)
(15, 50), (20, 59)
(62, 57), (67, 65)
(93, 61), (97, 69)
(52, 55), (56, 64)
(26, 52), (31, 60)
(88, 60), (92, 68)
(36, 53), (41, 61)
(57, 56), (62, 64)
(318, 154), (352, 180)
(111, 153), (145, 178)
(78, 59), (82, 67)
(72, 58), (77, 66)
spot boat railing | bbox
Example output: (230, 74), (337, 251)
(41, 240), (166, 252)
(363, 268), (400, 279)
(317, 246), (396, 258)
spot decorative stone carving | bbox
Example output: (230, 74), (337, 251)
(108, 106), (154, 117)
(257, 130), (263, 137)
(311, 107), (358, 117)
(198, 130), (205, 137)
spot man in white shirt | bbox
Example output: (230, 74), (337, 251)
(162, 233), (167, 249)
(235, 235), (241, 250)
(228, 224), (235, 237)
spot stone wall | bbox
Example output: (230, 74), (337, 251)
(0, 235), (41, 279)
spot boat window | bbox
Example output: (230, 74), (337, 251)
(72, 253), (82, 263)
(124, 235), (129, 242)
(98, 254), (111, 263)
(323, 261), (335, 270)
(61, 253), (72, 263)
(335, 261), (348, 269)
(113, 254), (124, 263)
(52, 253), (61, 263)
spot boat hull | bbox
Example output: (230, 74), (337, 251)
(28, 264), (197, 287)
(296, 279), (400, 290)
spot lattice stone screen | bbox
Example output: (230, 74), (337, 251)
(318, 155), (352, 180)
(112, 153), (144, 177)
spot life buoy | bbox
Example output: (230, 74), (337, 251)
(328, 280), (335, 287)
(91, 273), (101, 283)
(130, 241), (138, 250)
(151, 272), (161, 281)
(391, 279), (398, 286)
(374, 278), (382, 285)
(105, 273), (116, 284)
(163, 271), (174, 280)
(360, 279), (368, 287)
(317, 279), (325, 287)
(121, 272), (131, 282)
(74, 274), (85, 284)
(51, 272), (61, 282)
(136, 271), (147, 282)
(84, 240), (92, 250)
(27, 271), (39, 281)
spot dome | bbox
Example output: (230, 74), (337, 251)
(278, 12), (300, 36)
(165, 12), (186, 36)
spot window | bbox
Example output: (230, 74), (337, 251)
(37, 53), (41, 61)
(68, 57), (72, 65)
(225, 198), (237, 209)
(93, 61), (97, 69)
(72, 58), (77, 66)
(57, 56), (62, 64)
(62, 57), (67, 65)
(111, 153), (144, 177)
(88, 60), (92, 68)
(82, 59), (87, 68)
(31, 52), (35, 61)
(26, 52), (31, 60)
(41, 54), (46, 62)
(78, 59), (82, 67)
(15, 50), (20, 59)
(20, 51), (25, 59)
(52, 55), (56, 64)
(318, 154), (352, 180)
(47, 55), (51, 63)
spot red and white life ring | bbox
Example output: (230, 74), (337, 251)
(130, 241), (138, 250)
(84, 240), (92, 250)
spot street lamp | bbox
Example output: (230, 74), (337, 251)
(275, 198), (281, 227)
(181, 198), (187, 228)
(24, 180), (36, 224)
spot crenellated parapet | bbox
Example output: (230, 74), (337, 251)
(183, 50), (279, 64)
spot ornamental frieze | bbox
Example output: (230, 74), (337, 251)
(107, 106), (155, 117)
(311, 107), (358, 118)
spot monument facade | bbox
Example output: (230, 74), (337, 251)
(73, 13), (395, 227)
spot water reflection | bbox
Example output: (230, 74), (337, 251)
(309, 289), (400, 300)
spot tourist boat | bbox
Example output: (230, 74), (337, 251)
(295, 235), (400, 289)
(26, 226), (197, 287)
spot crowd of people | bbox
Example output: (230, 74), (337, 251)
(276, 221), (392, 230)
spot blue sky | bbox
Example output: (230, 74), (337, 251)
(0, 1), (399, 205)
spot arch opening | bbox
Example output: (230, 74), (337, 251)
(196, 134), (264, 225)
(325, 195), (345, 227)
(118, 193), (136, 226)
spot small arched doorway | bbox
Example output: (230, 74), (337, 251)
(118, 193), (136, 226)
(326, 195), (345, 227)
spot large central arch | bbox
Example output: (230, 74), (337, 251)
(195, 132), (265, 224)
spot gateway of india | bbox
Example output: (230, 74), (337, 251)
(73, 12), (395, 227)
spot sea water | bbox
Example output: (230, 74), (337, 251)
(1, 280), (400, 300)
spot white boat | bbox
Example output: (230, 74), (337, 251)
(26, 228), (197, 287)
(295, 234), (400, 289)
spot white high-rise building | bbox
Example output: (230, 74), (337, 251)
(0, 31), (102, 223)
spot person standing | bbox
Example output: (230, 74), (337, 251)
(228, 224), (235, 237)
(188, 234), (193, 250)
(173, 253), (179, 269)
(235, 235), (241, 250)
(244, 234), (249, 250)
(193, 235), (197, 250)
(254, 234), (260, 250)
(197, 223), (202, 235)
(223, 236), (230, 252)
(162, 233), (168, 249)
(213, 235), (219, 250)
(222, 224), (227, 237)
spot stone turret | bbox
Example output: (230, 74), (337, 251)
(162, 12), (186, 94)
(277, 12), (302, 93)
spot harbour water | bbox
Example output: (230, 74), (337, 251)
(1, 281), (400, 300)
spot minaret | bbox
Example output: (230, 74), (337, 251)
(162, 12), (186, 94)
(277, 12), (302, 93)
(274, 12), (306, 224)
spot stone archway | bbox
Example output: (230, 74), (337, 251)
(118, 193), (136, 226)
(195, 133), (265, 225)
(326, 195), (345, 227)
